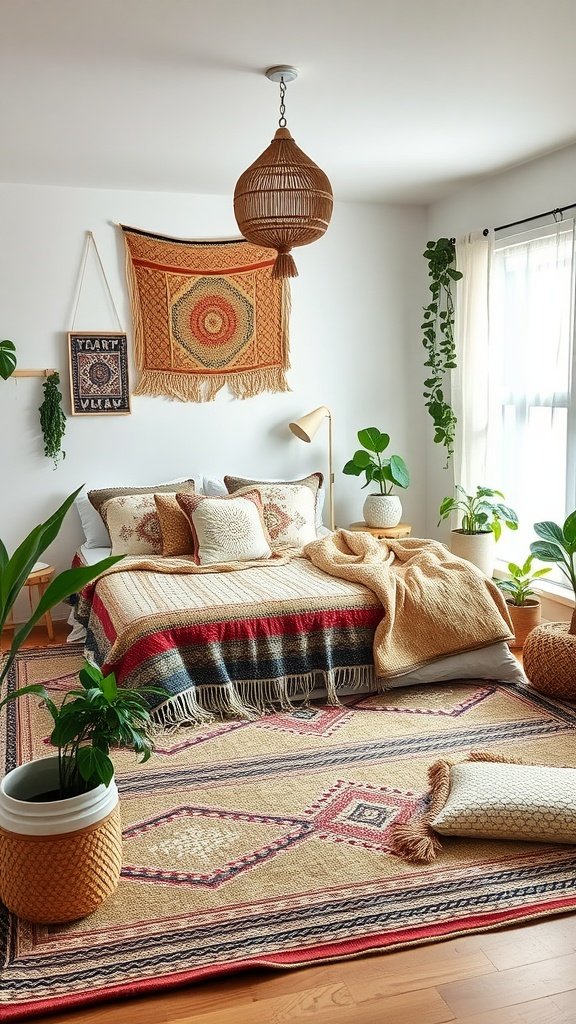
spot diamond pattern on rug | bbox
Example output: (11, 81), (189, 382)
(353, 684), (496, 717)
(305, 779), (425, 852)
(121, 805), (314, 887)
(255, 705), (354, 737)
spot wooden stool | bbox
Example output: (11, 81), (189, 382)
(24, 565), (56, 641)
(348, 522), (412, 539)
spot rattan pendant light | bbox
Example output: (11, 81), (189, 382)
(234, 66), (333, 280)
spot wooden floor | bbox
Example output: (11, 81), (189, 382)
(8, 624), (576, 1024)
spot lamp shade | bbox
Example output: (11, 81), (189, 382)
(233, 128), (333, 281)
(288, 405), (330, 443)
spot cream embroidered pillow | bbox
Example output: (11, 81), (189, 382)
(224, 473), (324, 532)
(176, 492), (272, 565)
(431, 761), (576, 844)
(229, 482), (318, 549)
(100, 494), (162, 556)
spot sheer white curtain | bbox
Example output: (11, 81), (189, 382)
(488, 221), (576, 566)
(452, 231), (494, 495)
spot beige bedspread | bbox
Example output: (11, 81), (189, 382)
(304, 531), (514, 678)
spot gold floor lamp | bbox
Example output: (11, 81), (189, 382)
(288, 406), (335, 531)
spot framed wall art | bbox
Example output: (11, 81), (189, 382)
(68, 332), (131, 415)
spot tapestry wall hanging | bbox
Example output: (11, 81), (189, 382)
(68, 332), (131, 415)
(121, 226), (290, 402)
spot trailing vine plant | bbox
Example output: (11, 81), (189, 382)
(39, 371), (66, 467)
(421, 237), (462, 466)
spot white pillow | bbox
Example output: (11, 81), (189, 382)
(382, 642), (526, 689)
(176, 492), (272, 566)
(74, 491), (110, 549)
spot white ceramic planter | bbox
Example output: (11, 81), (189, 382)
(363, 494), (402, 528)
(449, 529), (495, 577)
(0, 756), (122, 923)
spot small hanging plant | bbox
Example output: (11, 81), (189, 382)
(39, 371), (66, 467)
(421, 238), (462, 466)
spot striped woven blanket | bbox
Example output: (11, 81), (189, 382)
(76, 556), (383, 725)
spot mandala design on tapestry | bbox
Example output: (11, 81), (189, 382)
(171, 276), (254, 370)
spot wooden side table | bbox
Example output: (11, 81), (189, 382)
(4, 564), (57, 642)
(348, 521), (412, 539)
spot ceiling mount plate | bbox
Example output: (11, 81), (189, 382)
(265, 65), (299, 84)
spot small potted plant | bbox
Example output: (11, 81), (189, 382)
(438, 485), (518, 577)
(523, 512), (576, 698)
(0, 660), (160, 923)
(496, 555), (551, 649)
(343, 427), (410, 528)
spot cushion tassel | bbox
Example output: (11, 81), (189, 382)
(390, 758), (453, 863)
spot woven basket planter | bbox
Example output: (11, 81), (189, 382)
(506, 599), (542, 650)
(0, 756), (122, 923)
(523, 621), (576, 701)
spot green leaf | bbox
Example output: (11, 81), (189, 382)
(0, 683), (49, 714)
(358, 428), (389, 454)
(530, 540), (563, 562)
(534, 521), (565, 546)
(76, 745), (114, 788)
(0, 339), (17, 380)
(352, 449), (372, 469)
(342, 459), (363, 477)
(100, 671), (118, 703)
(388, 455), (410, 490)
(563, 511), (576, 551)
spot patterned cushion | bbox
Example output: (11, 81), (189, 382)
(176, 492), (272, 566)
(224, 473), (323, 547)
(432, 761), (576, 844)
(101, 494), (163, 556)
(88, 479), (195, 516)
(154, 493), (194, 557)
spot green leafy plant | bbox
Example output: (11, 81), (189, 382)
(0, 485), (122, 710)
(496, 555), (551, 606)
(0, 339), (17, 380)
(421, 238), (462, 466)
(530, 511), (576, 634)
(343, 428), (410, 494)
(42, 660), (161, 798)
(39, 371), (66, 467)
(438, 485), (518, 540)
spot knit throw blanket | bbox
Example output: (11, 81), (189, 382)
(122, 226), (290, 402)
(304, 531), (514, 679)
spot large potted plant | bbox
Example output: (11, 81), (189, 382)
(438, 485), (518, 577)
(0, 485), (157, 923)
(343, 428), (410, 528)
(496, 555), (551, 650)
(523, 512), (576, 699)
(0, 660), (158, 923)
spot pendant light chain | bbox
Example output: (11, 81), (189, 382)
(278, 77), (287, 128)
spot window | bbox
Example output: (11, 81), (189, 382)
(487, 222), (576, 577)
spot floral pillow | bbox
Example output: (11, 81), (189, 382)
(224, 476), (321, 549)
(100, 494), (163, 556)
(176, 492), (272, 565)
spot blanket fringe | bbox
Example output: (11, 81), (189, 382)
(150, 665), (375, 729)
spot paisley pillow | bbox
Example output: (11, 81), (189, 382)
(224, 478), (320, 549)
(100, 494), (162, 556)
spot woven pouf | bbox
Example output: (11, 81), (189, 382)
(0, 805), (122, 923)
(523, 621), (576, 701)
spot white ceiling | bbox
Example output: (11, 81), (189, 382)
(2, 0), (576, 203)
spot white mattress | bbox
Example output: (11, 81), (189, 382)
(80, 543), (111, 565)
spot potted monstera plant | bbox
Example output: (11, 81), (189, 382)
(438, 485), (518, 577)
(343, 427), (410, 528)
(0, 486), (161, 923)
(523, 512), (576, 699)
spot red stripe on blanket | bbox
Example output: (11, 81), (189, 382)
(105, 607), (382, 680)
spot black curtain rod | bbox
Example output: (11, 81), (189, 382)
(481, 201), (576, 236)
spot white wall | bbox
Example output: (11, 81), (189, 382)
(426, 142), (576, 539)
(0, 183), (427, 619)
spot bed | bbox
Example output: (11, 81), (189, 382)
(71, 478), (526, 726)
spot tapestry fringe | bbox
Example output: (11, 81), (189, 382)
(133, 366), (291, 403)
(151, 665), (376, 730)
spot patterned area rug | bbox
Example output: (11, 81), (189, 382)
(2, 647), (576, 1020)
